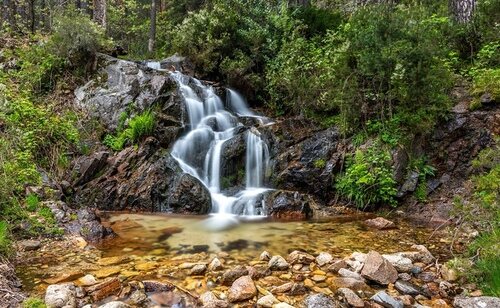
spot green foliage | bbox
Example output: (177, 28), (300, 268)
(410, 157), (436, 202)
(104, 110), (155, 151)
(0, 221), (12, 256)
(25, 194), (40, 212)
(23, 297), (47, 308)
(471, 68), (500, 108)
(49, 8), (111, 65)
(335, 143), (397, 208)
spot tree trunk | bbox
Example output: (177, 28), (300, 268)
(93, 0), (107, 28)
(449, 0), (476, 23)
(29, 0), (35, 33)
(148, 0), (156, 53)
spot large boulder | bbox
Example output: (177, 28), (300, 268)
(73, 138), (211, 214)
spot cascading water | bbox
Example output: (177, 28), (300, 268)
(163, 69), (270, 220)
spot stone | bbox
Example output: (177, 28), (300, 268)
(361, 251), (398, 285)
(330, 277), (371, 292)
(143, 280), (175, 292)
(338, 268), (364, 280)
(127, 290), (149, 306)
(288, 250), (315, 265)
(45, 283), (77, 308)
(260, 251), (272, 261)
(303, 293), (338, 308)
(310, 275), (327, 283)
(370, 291), (404, 308)
(337, 288), (364, 307)
(382, 253), (413, 273)
(257, 294), (280, 307)
(228, 276), (257, 302)
(401, 245), (435, 265)
(269, 255), (290, 271)
(208, 258), (224, 271)
(18, 239), (41, 251)
(440, 264), (458, 282)
(271, 282), (293, 294)
(221, 265), (249, 286)
(327, 260), (348, 273)
(98, 302), (131, 308)
(350, 252), (368, 263)
(264, 190), (316, 219)
(394, 280), (422, 296)
(315, 252), (333, 266)
(86, 277), (121, 302)
(289, 283), (307, 295)
(453, 296), (500, 308)
(364, 217), (396, 230)
(149, 291), (185, 307)
(189, 264), (207, 275)
(97, 256), (127, 266)
(44, 271), (84, 284)
(417, 271), (437, 282)
(200, 291), (229, 308)
(397, 273), (412, 281)
(93, 266), (122, 278)
(72, 152), (109, 186)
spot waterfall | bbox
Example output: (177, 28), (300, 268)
(166, 70), (270, 217)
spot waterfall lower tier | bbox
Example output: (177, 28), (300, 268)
(168, 70), (271, 217)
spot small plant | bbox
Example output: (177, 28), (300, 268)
(23, 297), (47, 308)
(410, 157), (436, 202)
(335, 143), (397, 208)
(103, 110), (155, 151)
(25, 193), (40, 212)
(313, 158), (326, 169)
(0, 221), (12, 256)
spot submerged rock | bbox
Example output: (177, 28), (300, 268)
(364, 217), (396, 230)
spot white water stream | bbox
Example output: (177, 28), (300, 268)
(148, 68), (271, 220)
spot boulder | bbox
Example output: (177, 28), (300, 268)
(45, 283), (77, 308)
(228, 276), (257, 302)
(71, 152), (109, 186)
(453, 296), (500, 308)
(364, 217), (396, 230)
(264, 190), (315, 219)
(361, 251), (398, 285)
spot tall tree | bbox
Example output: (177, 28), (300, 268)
(449, 0), (476, 23)
(148, 0), (156, 53)
(93, 0), (107, 28)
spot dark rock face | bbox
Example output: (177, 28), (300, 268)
(73, 137), (211, 214)
(263, 190), (316, 219)
(72, 151), (109, 186)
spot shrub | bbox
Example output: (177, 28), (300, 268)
(335, 143), (398, 208)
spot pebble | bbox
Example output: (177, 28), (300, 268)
(315, 252), (333, 267)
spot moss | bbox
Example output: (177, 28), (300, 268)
(23, 297), (47, 308)
(313, 158), (326, 169)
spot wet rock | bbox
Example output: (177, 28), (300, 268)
(364, 217), (396, 230)
(453, 296), (500, 308)
(221, 265), (249, 286)
(72, 151), (109, 186)
(93, 266), (121, 279)
(98, 302), (131, 308)
(382, 253), (413, 273)
(337, 287), (364, 307)
(330, 277), (371, 292)
(200, 291), (229, 308)
(18, 239), (41, 251)
(260, 251), (271, 261)
(271, 282), (293, 294)
(371, 291), (404, 308)
(127, 290), (149, 306)
(287, 250), (315, 265)
(264, 190), (316, 219)
(394, 280), (422, 296)
(257, 294), (279, 307)
(228, 275), (257, 302)
(68, 208), (114, 242)
(268, 255), (290, 271)
(303, 293), (339, 308)
(45, 271), (84, 284)
(316, 252), (333, 266)
(398, 171), (419, 196)
(45, 283), (77, 308)
(208, 258), (223, 271)
(143, 280), (175, 292)
(189, 264), (207, 275)
(86, 277), (122, 302)
(361, 251), (398, 285)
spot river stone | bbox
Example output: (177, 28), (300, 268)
(45, 283), (77, 308)
(327, 259), (348, 273)
(364, 217), (396, 230)
(127, 290), (149, 306)
(143, 280), (175, 292)
(394, 280), (422, 296)
(98, 302), (131, 308)
(371, 291), (404, 308)
(361, 251), (398, 285)
(257, 294), (279, 307)
(208, 258), (223, 271)
(228, 276), (257, 302)
(189, 264), (207, 275)
(337, 288), (364, 308)
(453, 296), (500, 308)
(86, 277), (122, 302)
(303, 293), (338, 308)
(221, 265), (249, 286)
(269, 255), (289, 271)
(260, 251), (271, 261)
(289, 283), (307, 295)
(287, 250), (315, 265)
(200, 291), (229, 308)
(401, 245), (435, 265)
(316, 252), (333, 266)
(330, 277), (371, 292)
(271, 282), (293, 294)
(77, 275), (98, 287)
(382, 253), (413, 273)
(338, 268), (364, 280)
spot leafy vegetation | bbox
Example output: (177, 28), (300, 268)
(22, 297), (47, 308)
(103, 110), (155, 151)
(0, 221), (12, 256)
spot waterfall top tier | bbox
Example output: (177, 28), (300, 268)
(166, 70), (271, 218)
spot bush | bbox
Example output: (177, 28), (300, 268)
(335, 142), (397, 208)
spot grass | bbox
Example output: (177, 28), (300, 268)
(0, 221), (12, 256)
(26, 194), (40, 212)
(23, 297), (47, 308)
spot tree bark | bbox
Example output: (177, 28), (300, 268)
(148, 0), (156, 53)
(93, 0), (107, 28)
(449, 0), (476, 23)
